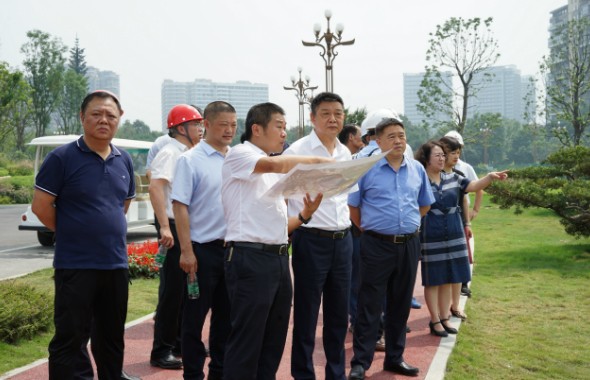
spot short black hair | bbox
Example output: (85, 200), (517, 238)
(375, 118), (404, 136)
(204, 101), (236, 121)
(438, 136), (462, 153)
(241, 102), (285, 143)
(81, 90), (122, 114)
(338, 124), (359, 144)
(415, 141), (444, 168)
(310, 92), (344, 115)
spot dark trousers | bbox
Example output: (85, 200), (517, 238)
(349, 230), (362, 329)
(291, 229), (352, 380)
(182, 241), (231, 380)
(48, 269), (129, 380)
(223, 245), (292, 380)
(351, 234), (420, 369)
(151, 221), (185, 359)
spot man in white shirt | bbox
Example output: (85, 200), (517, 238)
(284, 92), (353, 380)
(149, 104), (203, 370)
(221, 102), (328, 380)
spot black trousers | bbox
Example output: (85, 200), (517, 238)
(181, 241), (231, 380)
(151, 221), (185, 359)
(48, 269), (129, 380)
(291, 229), (352, 380)
(350, 233), (420, 369)
(223, 245), (292, 380)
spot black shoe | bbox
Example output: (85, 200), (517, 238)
(150, 353), (183, 369)
(383, 361), (419, 377)
(429, 321), (449, 337)
(461, 285), (472, 297)
(121, 370), (142, 380)
(406, 325), (411, 333)
(441, 318), (458, 334)
(348, 364), (365, 380)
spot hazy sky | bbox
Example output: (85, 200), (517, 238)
(0, 0), (566, 131)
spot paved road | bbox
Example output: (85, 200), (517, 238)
(0, 205), (157, 280)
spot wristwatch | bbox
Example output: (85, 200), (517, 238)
(298, 213), (312, 224)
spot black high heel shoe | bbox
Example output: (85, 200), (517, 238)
(429, 321), (448, 337)
(440, 318), (458, 334)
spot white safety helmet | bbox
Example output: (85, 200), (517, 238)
(361, 108), (402, 137)
(444, 130), (464, 146)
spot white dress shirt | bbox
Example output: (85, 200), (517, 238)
(222, 141), (288, 245)
(284, 130), (352, 231)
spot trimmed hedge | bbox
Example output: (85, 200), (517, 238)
(0, 282), (52, 343)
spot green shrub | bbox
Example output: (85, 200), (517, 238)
(0, 176), (34, 204)
(0, 168), (8, 177)
(7, 161), (34, 176)
(0, 282), (52, 344)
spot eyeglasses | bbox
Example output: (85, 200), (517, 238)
(433, 153), (446, 159)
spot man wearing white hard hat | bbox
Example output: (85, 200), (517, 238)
(356, 109), (413, 159)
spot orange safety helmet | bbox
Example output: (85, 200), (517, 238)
(167, 104), (203, 129)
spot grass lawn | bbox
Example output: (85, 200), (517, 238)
(445, 198), (590, 380)
(0, 270), (158, 375)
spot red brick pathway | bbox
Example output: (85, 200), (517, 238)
(5, 269), (454, 380)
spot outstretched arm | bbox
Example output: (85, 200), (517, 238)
(254, 155), (333, 174)
(465, 170), (509, 193)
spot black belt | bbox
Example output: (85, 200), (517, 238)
(300, 227), (350, 240)
(194, 239), (225, 247)
(364, 230), (419, 244)
(228, 242), (289, 255)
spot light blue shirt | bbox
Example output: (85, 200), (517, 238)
(348, 156), (434, 235)
(171, 141), (227, 243)
(354, 140), (380, 159)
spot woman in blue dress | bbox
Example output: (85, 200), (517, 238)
(415, 141), (508, 337)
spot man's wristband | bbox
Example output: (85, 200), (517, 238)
(465, 223), (471, 227)
(298, 213), (312, 224)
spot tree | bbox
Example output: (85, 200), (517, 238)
(0, 62), (32, 151)
(344, 107), (367, 126)
(21, 30), (66, 137)
(68, 36), (87, 76)
(487, 146), (590, 238)
(55, 69), (87, 135)
(542, 16), (590, 146)
(417, 17), (500, 134)
(116, 119), (161, 141)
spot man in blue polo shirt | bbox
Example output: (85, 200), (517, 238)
(171, 101), (237, 380)
(347, 118), (434, 380)
(32, 90), (135, 380)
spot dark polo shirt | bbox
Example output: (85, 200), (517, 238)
(35, 136), (135, 269)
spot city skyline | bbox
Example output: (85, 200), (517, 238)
(0, 0), (566, 131)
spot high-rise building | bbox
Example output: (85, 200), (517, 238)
(468, 65), (533, 123)
(161, 79), (268, 130)
(403, 71), (453, 126)
(85, 66), (120, 98)
(548, 0), (590, 123)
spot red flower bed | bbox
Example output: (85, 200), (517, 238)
(127, 240), (159, 279)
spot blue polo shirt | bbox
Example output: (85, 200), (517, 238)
(171, 141), (227, 243)
(35, 137), (135, 269)
(348, 156), (434, 235)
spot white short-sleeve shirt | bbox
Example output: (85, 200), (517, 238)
(150, 138), (188, 220)
(221, 141), (288, 244)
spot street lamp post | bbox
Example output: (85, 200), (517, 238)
(480, 123), (491, 166)
(302, 9), (355, 93)
(284, 67), (318, 138)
